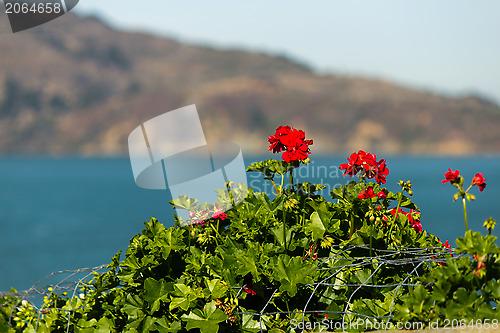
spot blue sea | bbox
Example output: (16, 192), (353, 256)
(1, 155), (499, 292)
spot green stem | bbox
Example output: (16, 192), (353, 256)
(211, 220), (223, 245)
(349, 214), (355, 237)
(369, 202), (375, 258)
(283, 209), (287, 253)
(388, 190), (404, 241)
(462, 196), (469, 231)
(271, 179), (280, 196)
(226, 182), (235, 208)
(369, 225), (373, 258)
(289, 168), (294, 190)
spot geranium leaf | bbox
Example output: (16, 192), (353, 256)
(305, 211), (326, 241)
(181, 301), (227, 333)
(271, 255), (316, 297)
(144, 277), (173, 304)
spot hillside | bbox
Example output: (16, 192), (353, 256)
(1, 12), (500, 155)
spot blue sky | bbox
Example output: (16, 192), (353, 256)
(9, 0), (500, 102)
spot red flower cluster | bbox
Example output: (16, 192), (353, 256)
(212, 205), (228, 220)
(339, 150), (389, 184)
(471, 173), (486, 192)
(188, 204), (227, 226)
(389, 208), (422, 233)
(442, 169), (486, 192)
(268, 126), (313, 163)
(357, 186), (387, 200)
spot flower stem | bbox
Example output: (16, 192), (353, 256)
(388, 190), (404, 241)
(462, 196), (469, 231)
(369, 202), (375, 258)
(211, 220), (223, 245)
(226, 182), (235, 208)
(369, 224), (373, 258)
(349, 214), (355, 237)
(271, 179), (280, 196)
(289, 169), (294, 189)
(283, 210), (287, 253)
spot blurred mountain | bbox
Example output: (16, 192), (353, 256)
(1, 12), (500, 156)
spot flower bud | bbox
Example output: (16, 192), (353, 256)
(468, 194), (476, 201)
(408, 190), (413, 196)
(458, 175), (464, 187)
(370, 215), (375, 222)
(483, 217), (496, 232)
(22, 300), (29, 307)
(453, 193), (461, 201)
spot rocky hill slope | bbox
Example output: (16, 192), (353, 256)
(1, 11), (499, 155)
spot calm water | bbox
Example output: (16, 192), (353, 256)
(1, 155), (499, 291)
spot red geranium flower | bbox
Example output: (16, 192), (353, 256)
(373, 159), (389, 184)
(339, 150), (389, 184)
(268, 126), (313, 162)
(213, 211), (227, 220)
(442, 168), (461, 184)
(268, 125), (290, 153)
(212, 205), (227, 220)
(377, 189), (388, 199)
(243, 284), (257, 296)
(339, 152), (362, 177)
(358, 186), (376, 199)
(389, 208), (422, 233)
(471, 173), (486, 192)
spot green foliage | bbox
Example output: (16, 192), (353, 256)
(395, 230), (500, 323)
(1, 157), (498, 332)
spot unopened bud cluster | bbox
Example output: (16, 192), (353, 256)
(398, 180), (413, 196)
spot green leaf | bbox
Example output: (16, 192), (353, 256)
(150, 228), (186, 260)
(206, 279), (228, 299)
(170, 195), (199, 210)
(242, 313), (264, 332)
(271, 255), (317, 297)
(144, 278), (173, 312)
(235, 244), (261, 280)
(155, 318), (182, 333)
(246, 159), (296, 178)
(95, 317), (114, 333)
(170, 283), (203, 311)
(123, 294), (145, 320)
(122, 255), (141, 270)
(271, 224), (299, 250)
(181, 301), (228, 333)
(143, 217), (166, 237)
(305, 211), (326, 241)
